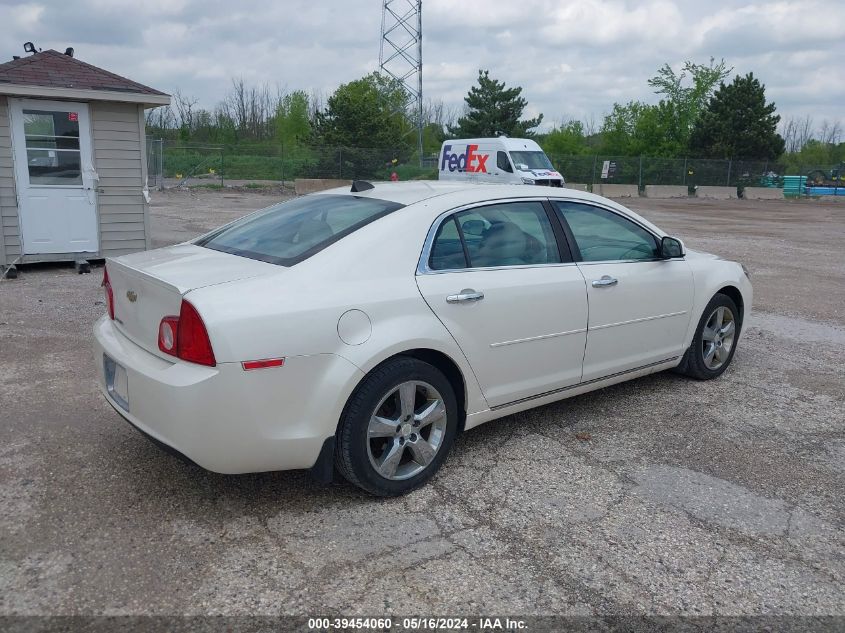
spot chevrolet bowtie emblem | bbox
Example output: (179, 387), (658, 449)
(126, 290), (138, 303)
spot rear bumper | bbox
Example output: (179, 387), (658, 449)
(93, 315), (364, 474)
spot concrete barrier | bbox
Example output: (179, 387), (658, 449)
(564, 182), (590, 192)
(595, 184), (639, 198)
(294, 178), (353, 195)
(696, 186), (737, 199)
(743, 187), (785, 200)
(644, 185), (689, 198)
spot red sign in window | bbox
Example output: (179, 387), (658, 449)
(68, 112), (78, 122)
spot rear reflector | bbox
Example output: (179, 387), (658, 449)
(242, 358), (285, 371)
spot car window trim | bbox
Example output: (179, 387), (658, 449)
(452, 215), (473, 268)
(540, 199), (574, 262)
(417, 197), (575, 275)
(548, 197), (666, 264)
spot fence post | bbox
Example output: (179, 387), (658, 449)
(726, 159), (732, 186)
(338, 147), (343, 179)
(683, 157), (687, 186)
(591, 155), (597, 187)
(280, 142), (285, 188)
(638, 155), (643, 189)
(220, 147), (224, 187)
(158, 140), (164, 190)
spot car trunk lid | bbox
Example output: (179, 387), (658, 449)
(106, 244), (279, 359)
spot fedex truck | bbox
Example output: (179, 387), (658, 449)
(437, 136), (564, 186)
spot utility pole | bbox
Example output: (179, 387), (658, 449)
(380, 0), (424, 167)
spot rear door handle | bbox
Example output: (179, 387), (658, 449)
(591, 275), (618, 288)
(446, 289), (485, 303)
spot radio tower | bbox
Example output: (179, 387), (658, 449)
(379, 0), (423, 165)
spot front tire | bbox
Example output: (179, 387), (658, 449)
(335, 357), (458, 496)
(676, 293), (741, 380)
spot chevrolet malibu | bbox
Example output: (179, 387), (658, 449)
(94, 181), (752, 496)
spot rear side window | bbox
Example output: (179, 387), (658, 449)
(428, 201), (563, 270)
(429, 217), (468, 271)
(197, 194), (403, 266)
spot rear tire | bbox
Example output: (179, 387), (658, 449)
(335, 356), (458, 496)
(676, 293), (741, 380)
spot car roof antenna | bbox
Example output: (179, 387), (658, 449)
(350, 180), (374, 193)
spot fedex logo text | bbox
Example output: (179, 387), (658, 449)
(441, 144), (489, 173)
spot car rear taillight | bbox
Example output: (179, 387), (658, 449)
(158, 316), (180, 355)
(102, 265), (114, 320)
(157, 300), (216, 367)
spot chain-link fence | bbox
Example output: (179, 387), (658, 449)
(546, 154), (791, 189)
(145, 137), (164, 189)
(145, 141), (438, 188)
(144, 139), (841, 195)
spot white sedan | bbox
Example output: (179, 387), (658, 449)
(94, 181), (752, 496)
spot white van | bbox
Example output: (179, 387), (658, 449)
(437, 136), (564, 187)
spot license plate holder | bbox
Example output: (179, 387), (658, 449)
(104, 354), (130, 412)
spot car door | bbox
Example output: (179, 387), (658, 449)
(416, 200), (588, 408)
(551, 200), (694, 382)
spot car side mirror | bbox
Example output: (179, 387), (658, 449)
(660, 236), (685, 259)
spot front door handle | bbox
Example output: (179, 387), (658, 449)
(446, 289), (485, 303)
(591, 275), (618, 288)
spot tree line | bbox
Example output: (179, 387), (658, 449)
(146, 59), (843, 170)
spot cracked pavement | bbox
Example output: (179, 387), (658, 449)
(1, 190), (843, 616)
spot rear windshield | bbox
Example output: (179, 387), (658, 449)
(510, 151), (554, 171)
(196, 194), (404, 266)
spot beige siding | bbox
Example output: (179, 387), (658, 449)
(0, 96), (20, 265)
(91, 102), (148, 258)
(0, 99), (149, 266)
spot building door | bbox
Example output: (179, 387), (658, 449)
(9, 99), (98, 255)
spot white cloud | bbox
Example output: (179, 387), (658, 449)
(0, 0), (841, 129)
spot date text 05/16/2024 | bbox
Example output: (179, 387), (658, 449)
(307, 617), (528, 631)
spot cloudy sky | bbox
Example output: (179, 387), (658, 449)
(1, 0), (842, 131)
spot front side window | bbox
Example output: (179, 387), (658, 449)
(198, 194), (403, 266)
(509, 151), (553, 171)
(497, 151), (513, 173)
(554, 201), (658, 262)
(428, 201), (562, 270)
(23, 109), (82, 186)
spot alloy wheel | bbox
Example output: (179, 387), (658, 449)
(701, 306), (736, 370)
(366, 380), (448, 481)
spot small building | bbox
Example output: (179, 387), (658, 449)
(0, 49), (170, 272)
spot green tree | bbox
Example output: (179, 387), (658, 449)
(422, 121), (447, 155)
(314, 72), (410, 149)
(690, 73), (785, 159)
(274, 91), (311, 148)
(449, 70), (542, 138)
(647, 57), (731, 145)
(783, 139), (845, 174)
(541, 120), (590, 156)
(599, 101), (646, 155)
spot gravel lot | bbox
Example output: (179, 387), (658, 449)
(1, 188), (844, 618)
